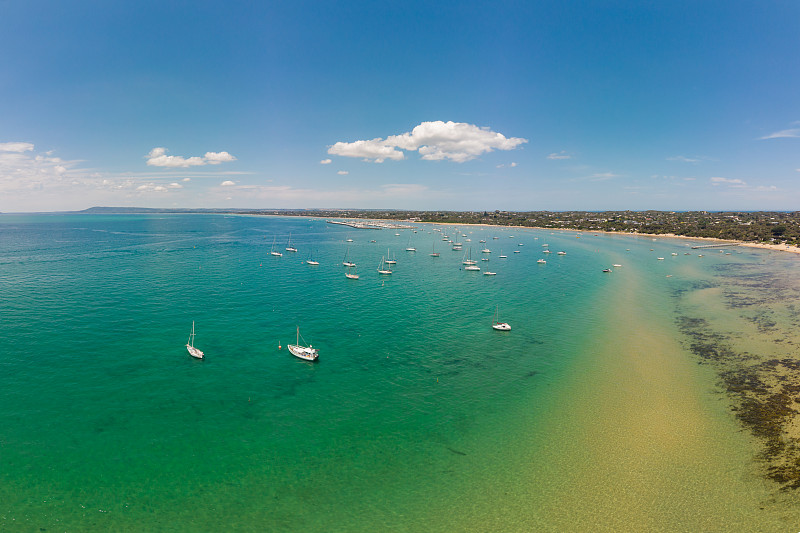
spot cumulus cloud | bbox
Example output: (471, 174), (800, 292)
(320, 159), (332, 164)
(328, 121), (527, 163)
(220, 180), (236, 186)
(337, 170), (349, 175)
(759, 128), (800, 140)
(328, 138), (405, 163)
(547, 151), (571, 160)
(0, 142), (35, 152)
(204, 151), (236, 164)
(146, 147), (237, 168)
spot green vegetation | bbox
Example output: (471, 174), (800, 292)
(75, 207), (800, 246)
(240, 209), (800, 246)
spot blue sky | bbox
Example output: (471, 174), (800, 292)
(1, 0), (798, 212)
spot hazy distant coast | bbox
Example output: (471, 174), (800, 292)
(24, 207), (800, 254)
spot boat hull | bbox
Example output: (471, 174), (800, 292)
(288, 344), (319, 361)
(186, 344), (204, 359)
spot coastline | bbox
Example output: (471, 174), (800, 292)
(321, 215), (800, 254)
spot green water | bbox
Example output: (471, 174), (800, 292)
(1, 215), (798, 531)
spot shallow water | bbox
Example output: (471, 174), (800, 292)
(1, 215), (798, 531)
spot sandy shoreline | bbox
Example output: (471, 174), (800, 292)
(324, 215), (800, 255)
(243, 212), (800, 255)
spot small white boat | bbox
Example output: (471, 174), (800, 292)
(492, 306), (511, 331)
(543, 249), (551, 254)
(464, 265), (481, 271)
(557, 251), (566, 255)
(513, 250), (521, 254)
(481, 248), (491, 253)
(479, 239), (486, 243)
(288, 326), (319, 362)
(657, 257), (665, 260)
(463, 249), (477, 265)
(186, 321), (204, 359)
(345, 265), (359, 279)
(613, 264), (622, 267)
(483, 271), (496, 276)
(285, 233), (297, 252)
(405, 238), (416, 252)
(537, 258), (546, 264)
(270, 237), (282, 257)
(306, 249), (319, 265)
(342, 247), (355, 267)
(377, 257), (392, 275)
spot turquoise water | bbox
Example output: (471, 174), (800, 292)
(0, 214), (795, 531)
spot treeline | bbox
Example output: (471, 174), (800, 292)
(329, 210), (800, 245)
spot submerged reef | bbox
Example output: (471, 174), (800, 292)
(678, 312), (800, 490)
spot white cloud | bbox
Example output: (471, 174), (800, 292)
(168, 182), (182, 189)
(328, 121), (527, 163)
(204, 151), (236, 164)
(754, 185), (778, 191)
(759, 128), (800, 140)
(337, 170), (349, 175)
(220, 180), (236, 186)
(496, 162), (518, 168)
(182, 177), (191, 182)
(320, 159), (332, 164)
(328, 138), (405, 163)
(146, 147), (237, 168)
(0, 142), (35, 153)
(589, 172), (619, 180)
(710, 177), (747, 187)
(547, 151), (571, 160)
(667, 155), (701, 163)
(136, 183), (169, 193)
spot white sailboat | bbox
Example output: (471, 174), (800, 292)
(430, 243), (440, 257)
(186, 321), (204, 359)
(405, 237), (416, 252)
(385, 248), (397, 264)
(492, 306), (511, 331)
(462, 248), (477, 265)
(270, 236), (282, 257)
(342, 247), (355, 267)
(288, 326), (319, 361)
(285, 233), (297, 252)
(306, 249), (319, 265)
(377, 256), (392, 275)
(345, 264), (359, 279)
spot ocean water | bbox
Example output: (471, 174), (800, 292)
(1, 214), (799, 531)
